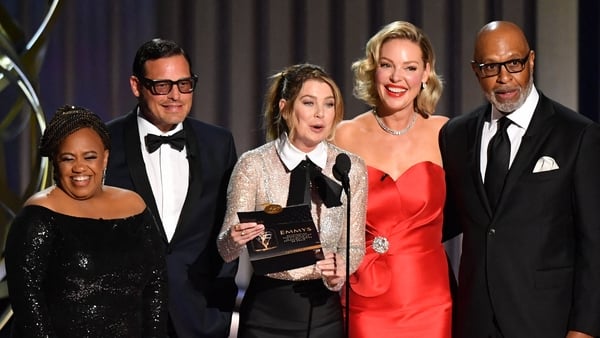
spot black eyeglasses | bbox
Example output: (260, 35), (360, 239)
(140, 75), (198, 95)
(471, 51), (532, 78)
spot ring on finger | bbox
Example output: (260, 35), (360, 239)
(241, 231), (246, 236)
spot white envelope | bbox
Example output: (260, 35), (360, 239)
(532, 156), (559, 173)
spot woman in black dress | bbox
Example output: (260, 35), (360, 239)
(5, 105), (167, 338)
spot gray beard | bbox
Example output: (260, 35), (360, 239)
(486, 73), (534, 113)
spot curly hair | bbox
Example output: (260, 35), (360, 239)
(352, 21), (443, 117)
(263, 63), (344, 142)
(39, 105), (110, 159)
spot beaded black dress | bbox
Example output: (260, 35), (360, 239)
(5, 205), (167, 338)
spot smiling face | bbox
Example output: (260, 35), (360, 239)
(281, 79), (336, 152)
(375, 38), (430, 115)
(130, 54), (194, 132)
(472, 22), (534, 113)
(54, 127), (108, 200)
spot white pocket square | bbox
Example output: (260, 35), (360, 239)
(532, 156), (559, 173)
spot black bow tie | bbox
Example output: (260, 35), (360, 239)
(144, 130), (186, 153)
(286, 160), (342, 208)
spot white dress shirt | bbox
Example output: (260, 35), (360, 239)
(480, 85), (540, 181)
(137, 111), (189, 241)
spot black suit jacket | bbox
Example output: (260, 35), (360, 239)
(105, 110), (238, 338)
(440, 94), (600, 338)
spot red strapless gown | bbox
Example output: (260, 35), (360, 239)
(343, 162), (452, 338)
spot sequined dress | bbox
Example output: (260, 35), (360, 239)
(5, 205), (167, 338)
(343, 162), (452, 337)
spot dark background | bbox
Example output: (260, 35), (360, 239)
(5, 0), (599, 156)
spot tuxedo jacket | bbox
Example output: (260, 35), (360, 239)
(440, 94), (600, 338)
(105, 110), (238, 338)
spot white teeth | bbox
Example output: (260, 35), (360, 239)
(387, 86), (406, 93)
(72, 176), (89, 181)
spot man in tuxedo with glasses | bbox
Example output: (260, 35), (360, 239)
(105, 38), (238, 338)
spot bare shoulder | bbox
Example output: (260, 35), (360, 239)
(23, 187), (56, 207)
(334, 112), (372, 149)
(103, 186), (146, 214)
(428, 114), (449, 127)
(335, 117), (361, 136)
(423, 114), (449, 134)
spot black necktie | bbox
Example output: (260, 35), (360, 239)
(145, 130), (186, 153)
(485, 117), (511, 211)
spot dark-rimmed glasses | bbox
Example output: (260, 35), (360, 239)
(140, 75), (198, 95)
(471, 51), (532, 78)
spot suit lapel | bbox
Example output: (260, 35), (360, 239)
(169, 120), (203, 243)
(123, 111), (168, 242)
(495, 95), (555, 214)
(468, 108), (494, 216)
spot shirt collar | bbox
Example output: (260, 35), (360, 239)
(490, 85), (539, 130)
(136, 106), (184, 136)
(276, 133), (328, 170)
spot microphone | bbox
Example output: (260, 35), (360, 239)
(333, 153), (351, 193)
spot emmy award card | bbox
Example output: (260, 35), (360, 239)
(237, 204), (324, 274)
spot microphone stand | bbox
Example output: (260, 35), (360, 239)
(342, 179), (351, 338)
(333, 153), (352, 338)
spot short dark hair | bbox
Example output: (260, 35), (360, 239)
(132, 38), (193, 78)
(39, 105), (110, 158)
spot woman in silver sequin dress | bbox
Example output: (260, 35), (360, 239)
(217, 64), (367, 338)
(5, 106), (167, 338)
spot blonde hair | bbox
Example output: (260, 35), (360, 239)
(352, 21), (442, 117)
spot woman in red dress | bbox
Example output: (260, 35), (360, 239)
(334, 21), (452, 338)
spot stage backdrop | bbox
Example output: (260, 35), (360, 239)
(0, 1), (598, 332)
(7, 0), (598, 155)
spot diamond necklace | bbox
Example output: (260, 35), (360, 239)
(372, 109), (417, 136)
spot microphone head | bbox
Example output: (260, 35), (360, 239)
(333, 153), (351, 182)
